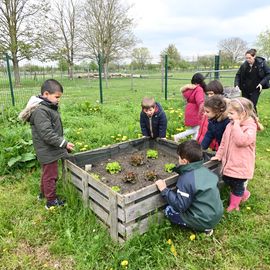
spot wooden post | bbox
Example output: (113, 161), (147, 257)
(82, 173), (90, 207)
(109, 190), (119, 241)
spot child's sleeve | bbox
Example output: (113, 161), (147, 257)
(140, 112), (149, 136)
(201, 122), (215, 150)
(161, 176), (194, 213)
(232, 123), (256, 146)
(33, 109), (67, 148)
(158, 111), (167, 138)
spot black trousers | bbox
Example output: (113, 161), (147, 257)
(242, 90), (260, 113)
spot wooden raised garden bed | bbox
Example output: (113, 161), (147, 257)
(63, 138), (220, 242)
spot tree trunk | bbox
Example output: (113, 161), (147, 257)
(68, 63), (74, 80)
(104, 62), (109, 88)
(12, 55), (20, 86)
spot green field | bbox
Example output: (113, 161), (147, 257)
(0, 77), (269, 270)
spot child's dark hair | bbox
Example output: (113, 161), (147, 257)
(177, 140), (203, 162)
(41, 79), (64, 95)
(204, 95), (227, 116)
(141, 97), (156, 109)
(191, 73), (206, 91)
(205, 80), (224, 95)
(245, 48), (257, 57)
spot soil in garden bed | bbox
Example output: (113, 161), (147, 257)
(89, 148), (178, 194)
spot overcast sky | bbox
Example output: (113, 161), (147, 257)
(126, 0), (270, 60)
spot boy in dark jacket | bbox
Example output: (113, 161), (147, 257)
(156, 140), (223, 235)
(19, 79), (74, 209)
(140, 97), (167, 139)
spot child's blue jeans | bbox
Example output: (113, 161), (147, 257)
(164, 205), (187, 227)
(222, 175), (247, 196)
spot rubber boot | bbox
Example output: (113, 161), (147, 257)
(241, 189), (250, 203)
(227, 193), (242, 212)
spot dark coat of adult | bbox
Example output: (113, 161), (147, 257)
(234, 56), (270, 92)
(140, 102), (167, 138)
(29, 97), (69, 164)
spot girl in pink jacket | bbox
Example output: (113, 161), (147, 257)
(211, 97), (260, 212)
(174, 73), (206, 142)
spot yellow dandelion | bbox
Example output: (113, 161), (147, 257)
(77, 142), (83, 146)
(122, 136), (128, 141)
(167, 239), (172, 245)
(190, 234), (196, 241)
(111, 135), (115, 138)
(78, 128), (83, 131)
(84, 144), (88, 148)
(266, 149), (270, 152)
(8, 231), (12, 235)
(3, 248), (8, 252)
(121, 260), (128, 267)
(169, 110), (175, 114)
(246, 206), (251, 210)
(117, 134), (121, 136)
(170, 244), (177, 256)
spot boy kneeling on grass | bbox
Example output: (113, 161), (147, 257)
(156, 140), (223, 235)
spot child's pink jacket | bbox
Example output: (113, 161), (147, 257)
(215, 118), (257, 179)
(182, 84), (204, 127)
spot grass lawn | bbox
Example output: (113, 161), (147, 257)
(0, 77), (270, 270)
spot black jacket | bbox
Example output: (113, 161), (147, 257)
(140, 102), (167, 138)
(234, 56), (270, 92)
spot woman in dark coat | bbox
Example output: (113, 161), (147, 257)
(234, 48), (270, 113)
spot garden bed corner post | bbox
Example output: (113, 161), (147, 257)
(109, 190), (119, 241)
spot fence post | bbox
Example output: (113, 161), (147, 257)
(5, 53), (15, 106)
(214, 53), (220, 80)
(164, 54), (168, 100)
(98, 53), (103, 104)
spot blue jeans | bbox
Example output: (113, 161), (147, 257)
(164, 205), (187, 227)
(222, 175), (247, 196)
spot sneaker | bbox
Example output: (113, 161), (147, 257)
(37, 193), (44, 201)
(204, 229), (213, 236)
(45, 198), (66, 210)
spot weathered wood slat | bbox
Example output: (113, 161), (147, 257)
(123, 175), (178, 204)
(70, 174), (83, 190)
(125, 192), (167, 223)
(66, 160), (85, 179)
(88, 185), (109, 211)
(88, 199), (110, 225)
(125, 212), (164, 238)
(87, 173), (111, 198)
(109, 191), (118, 241)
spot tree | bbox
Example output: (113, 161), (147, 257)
(81, 0), (137, 86)
(256, 29), (270, 61)
(131, 47), (152, 70)
(43, 0), (82, 79)
(197, 55), (214, 69)
(0, 0), (49, 85)
(218, 37), (248, 63)
(160, 44), (181, 70)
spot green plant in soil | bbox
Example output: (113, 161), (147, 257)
(106, 161), (122, 174)
(146, 149), (158, 159)
(90, 173), (100, 180)
(130, 153), (144, 166)
(145, 170), (158, 181)
(164, 163), (176, 173)
(122, 171), (138, 184)
(111, 185), (121, 192)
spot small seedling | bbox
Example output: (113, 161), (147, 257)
(145, 170), (158, 181)
(130, 153), (144, 166)
(111, 186), (121, 192)
(146, 149), (158, 159)
(164, 163), (176, 173)
(122, 171), (138, 184)
(106, 161), (121, 174)
(90, 173), (100, 180)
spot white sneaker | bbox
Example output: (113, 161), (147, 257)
(204, 229), (213, 236)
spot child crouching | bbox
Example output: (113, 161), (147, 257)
(156, 140), (223, 234)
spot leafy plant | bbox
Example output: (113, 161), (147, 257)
(145, 170), (158, 181)
(111, 185), (121, 192)
(146, 149), (158, 159)
(130, 153), (144, 166)
(164, 163), (176, 173)
(90, 173), (100, 181)
(122, 171), (137, 184)
(106, 161), (121, 174)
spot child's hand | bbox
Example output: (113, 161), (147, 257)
(156, 179), (167, 191)
(66, 142), (75, 152)
(211, 156), (220, 161)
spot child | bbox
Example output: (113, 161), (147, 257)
(200, 95), (230, 150)
(156, 140), (223, 235)
(173, 73), (206, 142)
(197, 80), (225, 150)
(19, 79), (74, 209)
(140, 97), (167, 139)
(211, 97), (259, 212)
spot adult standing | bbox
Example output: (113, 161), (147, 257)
(234, 49), (270, 113)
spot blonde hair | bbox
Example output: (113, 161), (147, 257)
(141, 97), (156, 109)
(229, 97), (264, 131)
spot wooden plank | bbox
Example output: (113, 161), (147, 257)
(109, 191), (119, 241)
(125, 192), (167, 223)
(82, 174), (89, 207)
(87, 173), (111, 198)
(123, 174), (178, 204)
(66, 160), (85, 179)
(70, 174), (83, 190)
(125, 211), (164, 239)
(88, 199), (110, 225)
(88, 185), (110, 211)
